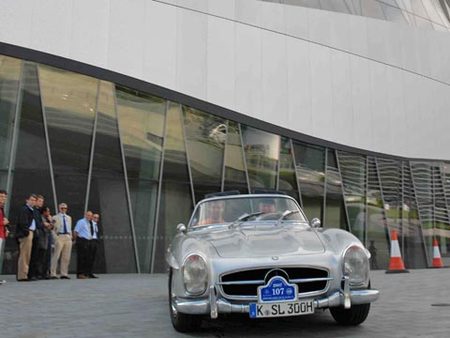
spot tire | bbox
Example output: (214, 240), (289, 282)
(330, 303), (371, 326)
(168, 269), (202, 332)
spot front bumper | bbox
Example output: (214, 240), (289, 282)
(174, 286), (379, 318)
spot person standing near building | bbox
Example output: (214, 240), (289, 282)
(29, 195), (47, 280)
(50, 203), (73, 279)
(40, 206), (54, 279)
(74, 211), (94, 279)
(0, 189), (10, 285)
(16, 194), (37, 281)
(88, 213), (100, 279)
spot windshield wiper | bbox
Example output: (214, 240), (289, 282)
(229, 211), (265, 229)
(276, 210), (299, 227)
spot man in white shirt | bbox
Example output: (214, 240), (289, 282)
(50, 203), (73, 279)
(74, 211), (94, 279)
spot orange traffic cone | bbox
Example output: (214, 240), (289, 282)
(431, 238), (444, 268)
(386, 230), (409, 273)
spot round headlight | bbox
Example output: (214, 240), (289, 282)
(343, 246), (369, 287)
(182, 254), (208, 295)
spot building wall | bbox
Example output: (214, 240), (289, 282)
(1, 0), (450, 159)
(1, 0), (450, 273)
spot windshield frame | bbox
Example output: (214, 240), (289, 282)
(187, 194), (309, 230)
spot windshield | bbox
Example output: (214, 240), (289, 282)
(189, 195), (308, 228)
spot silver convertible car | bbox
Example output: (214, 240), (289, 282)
(166, 194), (379, 332)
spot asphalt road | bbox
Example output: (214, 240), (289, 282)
(0, 269), (449, 338)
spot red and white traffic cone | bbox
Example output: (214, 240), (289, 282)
(386, 230), (409, 273)
(431, 238), (444, 268)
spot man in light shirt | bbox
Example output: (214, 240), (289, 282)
(50, 203), (73, 279)
(16, 194), (37, 281)
(74, 211), (98, 279)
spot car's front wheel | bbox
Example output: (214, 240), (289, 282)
(168, 268), (202, 332)
(329, 303), (371, 326)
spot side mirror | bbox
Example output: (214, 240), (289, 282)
(310, 218), (321, 228)
(176, 223), (187, 234)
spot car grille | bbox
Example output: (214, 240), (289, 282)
(219, 267), (329, 298)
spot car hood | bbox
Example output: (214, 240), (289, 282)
(195, 225), (325, 258)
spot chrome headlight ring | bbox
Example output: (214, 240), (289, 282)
(343, 245), (370, 288)
(182, 253), (208, 295)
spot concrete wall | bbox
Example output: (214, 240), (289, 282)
(1, 0), (450, 159)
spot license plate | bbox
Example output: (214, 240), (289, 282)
(249, 300), (314, 318)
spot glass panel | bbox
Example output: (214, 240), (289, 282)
(241, 126), (280, 191)
(39, 65), (97, 222)
(361, 0), (387, 19)
(324, 149), (348, 230)
(336, 151), (366, 243)
(87, 81), (136, 273)
(410, 161), (433, 264)
(422, 0), (446, 28)
(381, 2), (410, 24)
(0, 56), (21, 192)
(432, 0), (450, 28)
(278, 138), (299, 201)
(366, 157), (390, 270)
(6, 62), (55, 274)
(223, 122), (248, 193)
(377, 158), (402, 232)
(116, 86), (165, 273)
(440, 162), (450, 263)
(318, 0), (351, 13)
(434, 164), (450, 262)
(183, 106), (225, 202)
(293, 142), (325, 222)
(0, 55), (21, 273)
(403, 161), (427, 268)
(153, 103), (193, 273)
(411, 0), (434, 27)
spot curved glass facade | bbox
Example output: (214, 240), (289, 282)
(0, 53), (449, 273)
(263, 0), (450, 31)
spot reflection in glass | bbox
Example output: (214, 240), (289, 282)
(278, 137), (299, 201)
(116, 86), (165, 273)
(431, 164), (449, 261)
(403, 161), (427, 268)
(0, 56), (21, 192)
(241, 126), (280, 190)
(153, 103), (193, 273)
(223, 122), (248, 193)
(293, 142), (325, 221)
(410, 161), (434, 264)
(337, 151), (366, 242)
(6, 62), (54, 274)
(324, 149), (348, 230)
(366, 157), (389, 269)
(377, 158), (402, 233)
(88, 81), (136, 273)
(39, 65), (97, 220)
(438, 162), (450, 261)
(183, 107), (225, 202)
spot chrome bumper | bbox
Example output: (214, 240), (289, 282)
(174, 286), (379, 318)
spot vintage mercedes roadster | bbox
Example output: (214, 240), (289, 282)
(166, 194), (379, 332)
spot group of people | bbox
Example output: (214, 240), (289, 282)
(0, 190), (101, 283)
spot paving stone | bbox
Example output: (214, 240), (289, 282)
(0, 269), (449, 337)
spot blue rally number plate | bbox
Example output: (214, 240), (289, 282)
(258, 276), (298, 302)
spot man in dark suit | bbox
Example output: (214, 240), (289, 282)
(29, 195), (48, 280)
(16, 194), (37, 281)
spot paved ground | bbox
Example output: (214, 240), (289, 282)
(0, 269), (449, 338)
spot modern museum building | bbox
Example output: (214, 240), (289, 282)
(1, 0), (450, 274)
